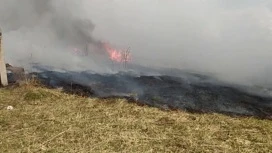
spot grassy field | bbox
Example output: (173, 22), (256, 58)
(0, 84), (272, 153)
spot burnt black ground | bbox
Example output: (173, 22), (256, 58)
(28, 69), (272, 120)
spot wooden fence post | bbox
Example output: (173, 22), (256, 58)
(0, 28), (8, 86)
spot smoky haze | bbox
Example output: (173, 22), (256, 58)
(1, 0), (272, 87)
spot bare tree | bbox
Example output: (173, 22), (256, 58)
(122, 47), (131, 70)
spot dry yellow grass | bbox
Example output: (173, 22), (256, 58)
(0, 84), (272, 153)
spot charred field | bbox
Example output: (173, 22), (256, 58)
(28, 65), (272, 120)
(2, 65), (272, 152)
(1, 84), (271, 152)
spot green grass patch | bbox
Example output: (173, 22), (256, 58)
(24, 89), (52, 101)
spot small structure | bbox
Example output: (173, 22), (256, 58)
(0, 28), (8, 86)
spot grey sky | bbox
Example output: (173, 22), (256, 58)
(0, 0), (272, 86)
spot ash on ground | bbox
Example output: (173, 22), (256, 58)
(28, 70), (272, 120)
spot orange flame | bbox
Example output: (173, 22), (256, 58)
(103, 43), (131, 63)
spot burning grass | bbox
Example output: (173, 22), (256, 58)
(0, 84), (272, 152)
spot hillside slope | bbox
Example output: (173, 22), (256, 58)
(0, 85), (271, 152)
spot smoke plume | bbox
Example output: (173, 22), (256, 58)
(1, 0), (272, 87)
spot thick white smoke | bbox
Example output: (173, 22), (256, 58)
(1, 0), (272, 87)
(0, 0), (108, 73)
